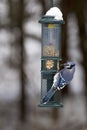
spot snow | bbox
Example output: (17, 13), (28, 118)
(25, 0), (41, 15)
(0, 68), (20, 101)
(24, 20), (41, 38)
(25, 38), (41, 96)
(45, 7), (63, 20)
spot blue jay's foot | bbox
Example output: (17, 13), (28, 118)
(57, 87), (61, 90)
(52, 85), (57, 90)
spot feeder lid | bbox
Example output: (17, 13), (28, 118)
(39, 16), (64, 24)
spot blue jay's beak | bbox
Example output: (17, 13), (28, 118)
(60, 63), (71, 69)
(60, 63), (67, 67)
(60, 62), (75, 68)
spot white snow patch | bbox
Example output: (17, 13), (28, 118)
(45, 7), (63, 20)
(0, 68), (20, 101)
(0, 29), (11, 44)
(25, 0), (41, 15)
(25, 38), (41, 95)
(24, 20), (41, 38)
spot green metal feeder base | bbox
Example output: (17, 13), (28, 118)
(38, 102), (64, 108)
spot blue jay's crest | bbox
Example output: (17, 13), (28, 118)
(41, 61), (76, 104)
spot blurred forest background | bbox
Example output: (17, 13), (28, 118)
(0, 0), (87, 130)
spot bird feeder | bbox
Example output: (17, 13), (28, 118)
(38, 3), (64, 108)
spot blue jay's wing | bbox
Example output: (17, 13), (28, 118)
(52, 72), (64, 90)
(57, 73), (67, 90)
(41, 87), (57, 104)
(53, 73), (60, 88)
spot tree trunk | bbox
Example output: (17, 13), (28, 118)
(19, 0), (26, 121)
(76, 10), (87, 122)
(9, 0), (27, 121)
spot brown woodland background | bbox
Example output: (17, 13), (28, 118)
(0, 0), (87, 130)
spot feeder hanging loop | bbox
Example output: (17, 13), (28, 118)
(50, 0), (53, 7)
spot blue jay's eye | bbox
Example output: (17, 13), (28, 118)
(60, 62), (75, 69)
(66, 64), (75, 69)
(71, 64), (75, 67)
(66, 64), (71, 68)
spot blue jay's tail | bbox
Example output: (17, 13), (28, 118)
(41, 86), (57, 104)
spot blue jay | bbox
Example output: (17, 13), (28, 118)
(41, 61), (76, 104)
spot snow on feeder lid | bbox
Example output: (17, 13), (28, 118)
(39, 7), (64, 24)
(46, 7), (63, 20)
